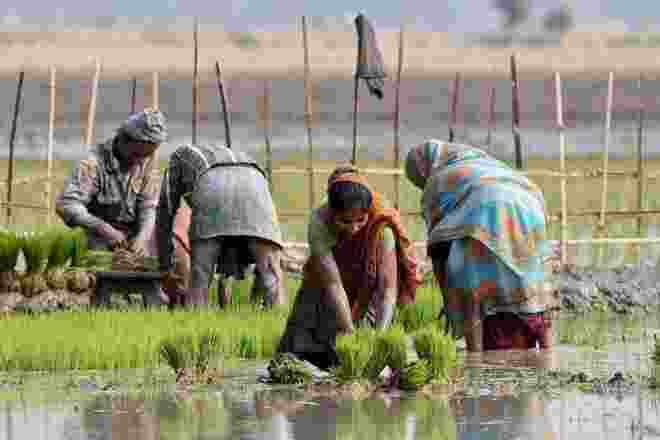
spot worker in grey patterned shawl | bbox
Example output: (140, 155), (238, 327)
(55, 109), (192, 304)
(156, 143), (287, 308)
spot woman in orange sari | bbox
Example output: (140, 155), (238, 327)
(275, 165), (420, 370)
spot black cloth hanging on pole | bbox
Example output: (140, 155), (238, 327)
(354, 13), (387, 99)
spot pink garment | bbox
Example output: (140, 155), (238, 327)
(146, 205), (192, 258)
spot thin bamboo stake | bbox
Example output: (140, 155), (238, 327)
(192, 17), (199, 145)
(510, 54), (523, 169)
(130, 76), (137, 114)
(555, 72), (567, 268)
(597, 72), (614, 265)
(448, 72), (460, 142)
(152, 71), (159, 109)
(262, 80), (273, 187)
(214, 61), (232, 149)
(393, 24), (404, 210)
(636, 74), (646, 238)
(301, 16), (315, 208)
(351, 17), (361, 165)
(85, 58), (101, 146)
(486, 81), (496, 148)
(46, 66), (56, 224)
(6, 70), (25, 223)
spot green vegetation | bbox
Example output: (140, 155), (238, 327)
(0, 282), (444, 372)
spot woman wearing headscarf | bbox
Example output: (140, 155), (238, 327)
(55, 108), (191, 304)
(405, 139), (554, 352)
(275, 165), (420, 370)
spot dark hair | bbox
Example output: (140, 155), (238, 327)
(328, 181), (372, 211)
(115, 131), (157, 146)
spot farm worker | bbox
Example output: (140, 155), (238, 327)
(55, 108), (191, 304)
(155, 143), (287, 308)
(404, 139), (555, 352)
(275, 165), (421, 370)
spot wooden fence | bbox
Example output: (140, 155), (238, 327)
(1, 20), (659, 270)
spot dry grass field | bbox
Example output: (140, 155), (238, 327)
(1, 30), (660, 80)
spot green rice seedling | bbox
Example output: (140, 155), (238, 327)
(364, 324), (409, 380)
(44, 229), (73, 290)
(413, 325), (457, 384)
(238, 334), (258, 359)
(194, 330), (222, 373)
(394, 302), (436, 332)
(335, 327), (376, 382)
(68, 227), (89, 268)
(0, 230), (21, 291)
(399, 359), (431, 390)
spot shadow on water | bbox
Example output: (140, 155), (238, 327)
(3, 312), (660, 438)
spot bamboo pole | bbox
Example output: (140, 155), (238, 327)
(5, 70), (25, 223)
(130, 76), (137, 114)
(152, 71), (159, 109)
(510, 54), (523, 169)
(393, 24), (404, 210)
(301, 16), (315, 209)
(597, 72), (614, 264)
(192, 17), (199, 145)
(448, 72), (460, 142)
(46, 66), (56, 224)
(85, 58), (101, 146)
(636, 74), (646, 238)
(214, 61), (232, 149)
(486, 81), (496, 149)
(262, 80), (273, 187)
(555, 72), (567, 268)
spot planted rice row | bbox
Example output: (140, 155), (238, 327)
(0, 283), (444, 371)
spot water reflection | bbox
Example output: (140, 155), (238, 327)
(1, 378), (660, 439)
(4, 312), (660, 438)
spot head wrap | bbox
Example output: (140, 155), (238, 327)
(118, 108), (168, 144)
(405, 139), (492, 190)
(327, 165), (382, 213)
(405, 139), (444, 190)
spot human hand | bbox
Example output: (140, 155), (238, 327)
(160, 271), (183, 293)
(93, 223), (127, 249)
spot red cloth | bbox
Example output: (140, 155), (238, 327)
(482, 312), (549, 350)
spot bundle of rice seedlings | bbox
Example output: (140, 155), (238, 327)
(413, 326), (457, 385)
(399, 359), (431, 391)
(19, 230), (55, 298)
(0, 230), (21, 293)
(158, 331), (223, 381)
(267, 352), (314, 385)
(335, 327), (375, 382)
(44, 230), (72, 291)
(81, 250), (113, 271)
(364, 324), (409, 380)
(65, 269), (94, 294)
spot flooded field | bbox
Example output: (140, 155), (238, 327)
(1, 311), (660, 439)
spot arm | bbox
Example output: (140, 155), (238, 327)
(308, 210), (354, 334)
(131, 160), (160, 250)
(310, 254), (354, 334)
(365, 226), (397, 330)
(55, 159), (126, 244)
(156, 154), (184, 272)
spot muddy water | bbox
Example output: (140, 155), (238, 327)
(1, 312), (660, 439)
